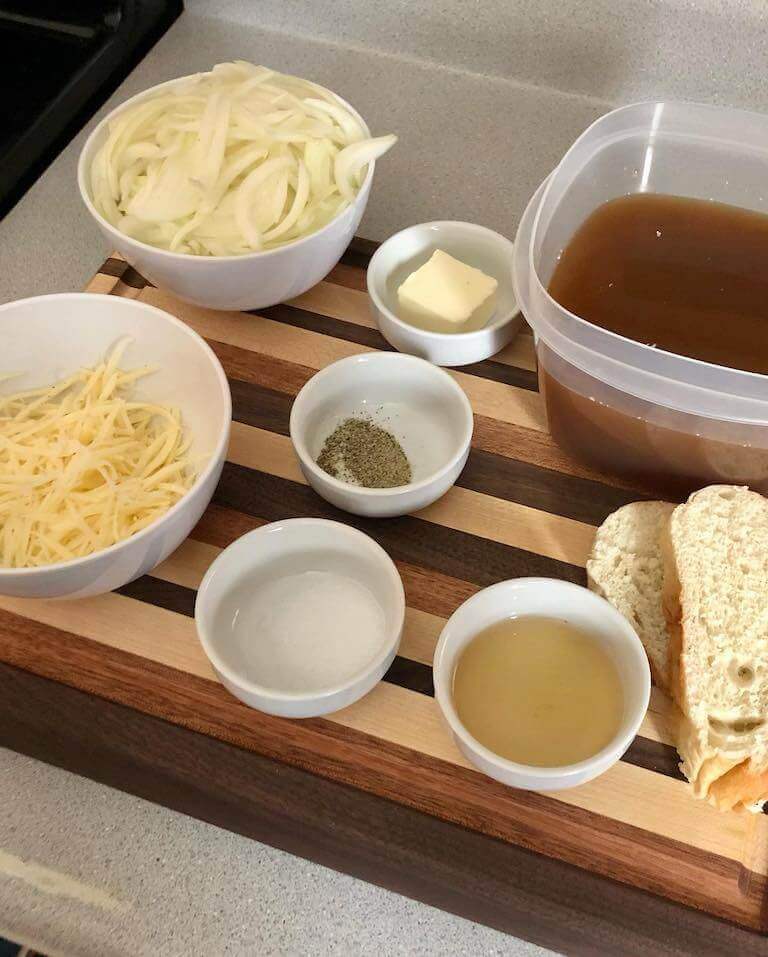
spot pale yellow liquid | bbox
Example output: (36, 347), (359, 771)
(452, 616), (624, 767)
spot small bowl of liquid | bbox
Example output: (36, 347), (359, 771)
(195, 518), (405, 717)
(433, 578), (650, 790)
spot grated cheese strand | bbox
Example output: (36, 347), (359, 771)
(0, 340), (196, 568)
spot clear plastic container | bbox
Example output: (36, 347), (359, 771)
(513, 101), (768, 496)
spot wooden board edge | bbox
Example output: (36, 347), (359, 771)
(0, 614), (765, 933)
(2, 661), (767, 954)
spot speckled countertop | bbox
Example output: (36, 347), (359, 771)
(1, 1), (766, 953)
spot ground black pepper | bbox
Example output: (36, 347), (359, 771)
(316, 417), (412, 488)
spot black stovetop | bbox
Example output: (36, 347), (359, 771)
(0, 0), (182, 219)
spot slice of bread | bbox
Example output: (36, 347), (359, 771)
(665, 485), (768, 781)
(587, 501), (675, 691)
(588, 491), (768, 811)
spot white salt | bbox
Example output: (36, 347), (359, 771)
(219, 570), (387, 693)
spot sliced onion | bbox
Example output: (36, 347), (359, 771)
(90, 62), (397, 257)
(235, 155), (293, 249)
(334, 135), (398, 201)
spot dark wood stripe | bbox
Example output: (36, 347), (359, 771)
(117, 576), (195, 617)
(254, 304), (538, 391)
(209, 335), (660, 498)
(229, 378), (293, 436)
(326, 262), (367, 291)
(472, 413), (668, 498)
(213, 462), (587, 589)
(459, 447), (646, 525)
(459, 358), (539, 391)
(622, 736), (685, 781)
(117, 572), (683, 780)
(100, 257), (128, 278)
(383, 655), (435, 697)
(340, 236), (377, 271)
(256, 302), (386, 350)
(210, 339), (316, 395)
(1, 626), (765, 940)
(193, 504), (481, 621)
(116, 574), (436, 699)
(119, 265), (150, 289)
(228, 376), (642, 525)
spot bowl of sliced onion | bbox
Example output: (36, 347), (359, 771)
(0, 293), (231, 598)
(78, 62), (397, 312)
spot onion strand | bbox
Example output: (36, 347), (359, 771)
(91, 62), (397, 257)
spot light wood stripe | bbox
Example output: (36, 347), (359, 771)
(227, 421), (594, 567)
(0, 592), (214, 681)
(151, 535), (677, 749)
(0, 589), (749, 868)
(140, 287), (546, 434)
(340, 682), (750, 866)
(289, 281), (538, 372)
(113, 280), (142, 300)
(152, 536), (441, 669)
(85, 273), (122, 295)
(101, 275), (642, 494)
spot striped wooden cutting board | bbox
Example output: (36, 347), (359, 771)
(0, 240), (765, 934)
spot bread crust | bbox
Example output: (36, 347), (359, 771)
(707, 759), (768, 812)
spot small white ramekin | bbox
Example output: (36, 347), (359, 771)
(367, 221), (521, 367)
(433, 578), (651, 791)
(289, 351), (473, 518)
(195, 519), (405, 717)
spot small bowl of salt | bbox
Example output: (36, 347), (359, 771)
(289, 351), (473, 518)
(195, 518), (405, 717)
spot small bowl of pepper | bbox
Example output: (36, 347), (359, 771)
(289, 352), (473, 518)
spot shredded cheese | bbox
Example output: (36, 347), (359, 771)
(0, 340), (195, 568)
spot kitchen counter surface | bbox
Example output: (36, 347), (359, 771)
(0, 6), (609, 306)
(2, 1), (765, 953)
(0, 10), (564, 955)
(1, 747), (550, 956)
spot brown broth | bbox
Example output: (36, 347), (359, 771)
(539, 350), (768, 498)
(548, 193), (768, 374)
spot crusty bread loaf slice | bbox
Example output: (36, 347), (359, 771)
(587, 501), (675, 690)
(665, 485), (768, 783)
(588, 493), (768, 811)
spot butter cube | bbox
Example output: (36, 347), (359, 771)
(397, 249), (498, 334)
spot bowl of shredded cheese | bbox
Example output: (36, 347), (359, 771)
(0, 293), (231, 598)
(77, 61), (397, 311)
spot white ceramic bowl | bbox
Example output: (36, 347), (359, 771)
(367, 221), (521, 367)
(434, 578), (651, 791)
(289, 352), (473, 518)
(195, 519), (405, 717)
(77, 74), (375, 312)
(0, 294), (231, 599)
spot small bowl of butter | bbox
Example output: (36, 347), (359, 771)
(367, 221), (521, 367)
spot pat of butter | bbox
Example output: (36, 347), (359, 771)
(397, 249), (498, 334)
